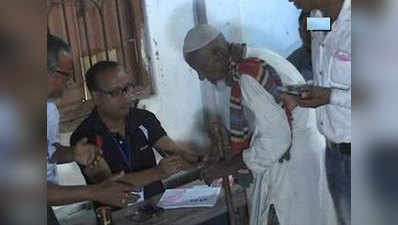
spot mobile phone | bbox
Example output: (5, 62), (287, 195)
(278, 86), (303, 96)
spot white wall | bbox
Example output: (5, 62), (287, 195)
(207, 0), (302, 58)
(138, 0), (210, 151)
(206, 0), (243, 43)
(240, 0), (302, 57)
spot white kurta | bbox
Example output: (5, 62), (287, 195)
(212, 48), (336, 225)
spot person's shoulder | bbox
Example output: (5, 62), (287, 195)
(287, 47), (304, 62)
(247, 47), (305, 85)
(238, 56), (267, 77)
(46, 101), (58, 114)
(71, 110), (97, 139)
(70, 112), (96, 145)
(131, 108), (158, 120)
(246, 47), (290, 69)
(288, 47), (309, 69)
(75, 115), (93, 131)
(78, 109), (99, 128)
(246, 47), (284, 61)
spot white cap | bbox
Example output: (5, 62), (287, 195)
(183, 24), (221, 53)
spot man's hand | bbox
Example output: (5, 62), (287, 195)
(90, 171), (139, 208)
(84, 156), (113, 183)
(156, 156), (184, 178)
(281, 93), (298, 112)
(200, 161), (235, 186)
(73, 138), (102, 166)
(282, 85), (331, 108)
(295, 85), (331, 108)
(179, 152), (200, 170)
(153, 136), (201, 170)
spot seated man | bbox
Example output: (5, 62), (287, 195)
(47, 34), (133, 225)
(70, 61), (199, 208)
(183, 25), (332, 225)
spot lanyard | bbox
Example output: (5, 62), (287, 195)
(100, 119), (133, 171)
(109, 133), (132, 171)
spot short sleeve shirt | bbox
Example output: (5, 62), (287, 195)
(70, 107), (167, 199)
(47, 101), (60, 184)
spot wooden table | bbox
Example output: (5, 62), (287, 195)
(65, 181), (248, 225)
(112, 183), (247, 225)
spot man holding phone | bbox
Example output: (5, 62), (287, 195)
(287, 0), (351, 225)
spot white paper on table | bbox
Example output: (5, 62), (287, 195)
(192, 185), (209, 189)
(157, 187), (221, 209)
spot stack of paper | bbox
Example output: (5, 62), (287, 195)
(157, 186), (221, 209)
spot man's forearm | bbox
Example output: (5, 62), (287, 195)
(47, 183), (94, 206)
(155, 136), (199, 163)
(155, 136), (182, 155)
(51, 144), (74, 164)
(121, 168), (164, 187)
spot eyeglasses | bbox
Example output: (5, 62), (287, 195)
(96, 82), (136, 98)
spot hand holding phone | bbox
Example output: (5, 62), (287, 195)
(278, 85), (310, 96)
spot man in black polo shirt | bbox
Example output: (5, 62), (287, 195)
(71, 61), (199, 205)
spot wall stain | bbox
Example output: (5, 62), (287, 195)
(155, 51), (160, 60)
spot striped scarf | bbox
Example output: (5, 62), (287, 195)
(229, 56), (293, 157)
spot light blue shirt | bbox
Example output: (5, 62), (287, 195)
(47, 101), (60, 184)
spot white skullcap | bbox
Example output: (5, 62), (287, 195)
(183, 24), (221, 53)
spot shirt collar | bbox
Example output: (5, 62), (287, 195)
(311, 0), (351, 23)
(337, 0), (351, 23)
(90, 107), (138, 134)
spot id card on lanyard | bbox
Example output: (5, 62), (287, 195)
(107, 130), (145, 203)
(108, 132), (132, 171)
